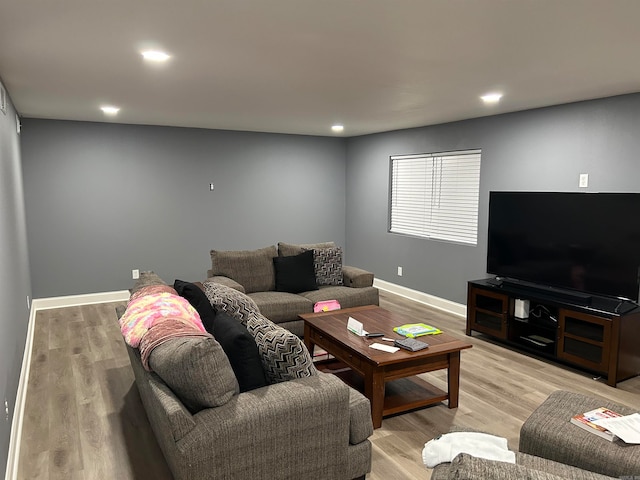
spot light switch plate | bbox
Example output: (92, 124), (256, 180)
(579, 173), (589, 188)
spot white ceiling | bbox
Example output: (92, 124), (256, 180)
(1, 0), (639, 137)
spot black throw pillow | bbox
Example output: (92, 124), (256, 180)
(272, 250), (318, 293)
(173, 279), (217, 333)
(212, 312), (268, 392)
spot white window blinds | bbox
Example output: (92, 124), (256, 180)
(390, 150), (481, 245)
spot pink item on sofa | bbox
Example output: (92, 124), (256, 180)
(313, 299), (341, 313)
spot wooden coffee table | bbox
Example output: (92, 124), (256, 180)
(300, 305), (472, 428)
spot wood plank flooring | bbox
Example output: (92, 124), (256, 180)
(16, 291), (640, 479)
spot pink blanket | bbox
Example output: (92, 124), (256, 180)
(119, 291), (206, 348)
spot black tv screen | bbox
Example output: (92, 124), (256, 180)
(487, 192), (640, 301)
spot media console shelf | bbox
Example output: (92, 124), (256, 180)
(466, 279), (640, 387)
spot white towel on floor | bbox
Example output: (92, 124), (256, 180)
(422, 432), (516, 468)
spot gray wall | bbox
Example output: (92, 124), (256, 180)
(0, 83), (31, 476)
(21, 93), (640, 305)
(21, 120), (347, 298)
(345, 93), (640, 304)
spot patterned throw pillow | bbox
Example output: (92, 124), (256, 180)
(246, 314), (317, 383)
(203, 280), (260, 325)
(311, 246), (344, 286)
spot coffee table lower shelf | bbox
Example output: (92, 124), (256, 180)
(316, 359), (448, 420)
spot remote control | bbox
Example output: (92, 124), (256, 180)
(394, 337), (429, 352)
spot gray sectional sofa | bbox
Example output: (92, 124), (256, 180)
(207, 242), (379, 337)
(118, 272), (373, 480)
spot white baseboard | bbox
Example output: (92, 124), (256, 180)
(31, 289), (130, 311)
(5, 290), (129, 480)
(374, 278), (466, 318)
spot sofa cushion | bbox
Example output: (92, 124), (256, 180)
(205, 275), (245, 293)
(299, 285), (380, 309)
(246, 314), (317, 383)
(277, 241), (335, 257)
(203, 280), (261, 325)
(174, 279), (217, 333)
(443, 453), (613, 480)
(210, 245), (277, 293)
(273, 250), (318, 293)
(212, 312), (268, 392)
(148, 336), (239, 413)
(130, 271), (167, 295)
(310, 246), (344, 286)
(129, 284), (177, 302)
(247, 291), (314, 323)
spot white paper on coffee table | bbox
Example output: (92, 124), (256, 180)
(370, 343), (400, 353)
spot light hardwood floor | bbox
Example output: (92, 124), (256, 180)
(16, 291), (640, 479)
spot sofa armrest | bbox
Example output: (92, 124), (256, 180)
(349, 388), (373, 444)
(205, 275), (246, 293)
(342, 265), (374, 288)
(178, 372), (371, 477)
(125, 345), (197, 442)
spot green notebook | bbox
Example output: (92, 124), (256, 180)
(393, 323), (442, 338)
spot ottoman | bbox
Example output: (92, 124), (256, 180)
(519, 390), (640, 478)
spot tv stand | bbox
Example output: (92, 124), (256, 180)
(466, 279), (640, 387)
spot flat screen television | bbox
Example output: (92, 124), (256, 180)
(487, 192), (640, 302)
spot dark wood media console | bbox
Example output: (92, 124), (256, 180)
(466, 279), (640, 387)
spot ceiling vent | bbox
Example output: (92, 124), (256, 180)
(0, 82), (6, 115)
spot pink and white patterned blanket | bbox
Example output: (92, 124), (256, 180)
(119, 288), (206, 348)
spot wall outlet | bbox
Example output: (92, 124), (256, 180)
(4, 399), (9, 421)
(132, 269), (140, 280)
(397, 266), (403, 276)
(579, 173), (589, 188)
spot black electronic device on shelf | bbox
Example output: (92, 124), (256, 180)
(486, 191), (640, 304)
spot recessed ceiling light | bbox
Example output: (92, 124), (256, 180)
(331, 125), (344, 133)
(141, 50), (171, 62)
(100, 105), (120, 115)
(481, 93), (503, 104)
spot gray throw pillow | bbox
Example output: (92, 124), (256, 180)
(277, 241), (335, 257)
(131, 271), (166, 294)
(148, 336), (239, 413)
(210, 245), (277, 293)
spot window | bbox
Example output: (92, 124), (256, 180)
(389, 149), (481, 245)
